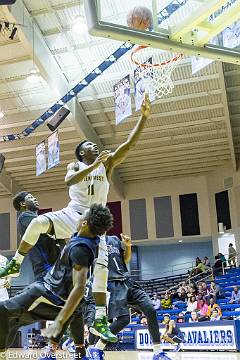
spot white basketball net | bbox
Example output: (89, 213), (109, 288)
(131, 46), (183, 99)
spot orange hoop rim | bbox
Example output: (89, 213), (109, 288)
(131, 45), (183, 68)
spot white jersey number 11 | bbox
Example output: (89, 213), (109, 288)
(88, 184), (95, 196)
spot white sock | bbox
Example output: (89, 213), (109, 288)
(95, 339), (106, 350)
(95, 306), (106, 318)
(13, 251), (25, 264)
(153, 344), (163, 354)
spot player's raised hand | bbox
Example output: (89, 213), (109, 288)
(141, 93), (151, 118)
(94, 150), (111, 165)
(121, 233), (132, 247)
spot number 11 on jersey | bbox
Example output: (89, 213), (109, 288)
(88, 184), (95, 196)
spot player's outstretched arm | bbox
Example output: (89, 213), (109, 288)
(42, 265), (88, 340)
(121, 234), (132, 264)
(65, 150), (111, 186)
(106, 94), (151, 175)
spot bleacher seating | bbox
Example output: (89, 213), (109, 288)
(138, 273), (189, 296)
(133, 268), (240, 323)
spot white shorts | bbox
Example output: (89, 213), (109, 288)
(43, 206), (82, 239)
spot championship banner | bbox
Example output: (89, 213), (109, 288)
(134, 57), (155, 112)
(47, 130), (60, 170)
(36, 141), (46, 176)
(222, 22), (240, 49)
(136, 323), (237, 351)
(114, 74), (132, 125)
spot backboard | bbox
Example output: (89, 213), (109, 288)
(84, 0), (240, 65)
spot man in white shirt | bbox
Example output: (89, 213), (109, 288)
(152, 294), (161, 310)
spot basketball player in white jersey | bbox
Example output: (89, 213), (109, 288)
(0, 94), (151, 341)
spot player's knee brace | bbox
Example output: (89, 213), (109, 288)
(22, 215), (51, 246)
(92, 263), (108, 293)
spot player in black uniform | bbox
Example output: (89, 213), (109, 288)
(95, 234), (172, 360)
(13, 191), (66, 281)
(13, 191), (88, 359)
(0, 204), (113, 360)
(161, 314), (185, 352)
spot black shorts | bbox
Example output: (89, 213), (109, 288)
(108, 279), (153, 320)
(0, 281), (84, 348)
(168, 333), (185, 344)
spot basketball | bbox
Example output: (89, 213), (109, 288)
(127, 6), (153, 30)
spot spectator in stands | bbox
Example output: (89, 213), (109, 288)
(197, 298), (209, 320)
(203, 257), (210, 267)
(152, 293), (161, 310)
(189, 311), (199, 323)
(186, 296), (198, 313)
(190, 259), (206, 277)
(174, 288), (187, 307)
(229, 286), (240, 304)
(197, 283), (204, 297)
(179, 281), (190, 294)
(218, 253), (227, 268)
(161, 294), (172, 309)
(195, 257), (201, 266)
(210, 309), (221, 321)
(187, 287), (196, 301)
(201, 281), (208, 296)
(189, 281), (198, 293)
(176, 313), (185, 324)
(207, 282), (221, 302)
(228, 243), (237, 268)
(212, 255), (223, 276)
(140, 314), (148, 326)
(207, 297), (222, 318)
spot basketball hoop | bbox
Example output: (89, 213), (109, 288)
(131, 45), (183, 99)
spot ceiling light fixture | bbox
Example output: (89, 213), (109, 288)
(71, 16), (88, 35)
(178, 240), (183, 243)
(27, 68), (41, 84)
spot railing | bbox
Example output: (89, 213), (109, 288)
(131, 260), (197, 280)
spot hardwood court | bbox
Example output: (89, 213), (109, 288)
(6, 350), (240, 360)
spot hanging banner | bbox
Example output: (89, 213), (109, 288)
(134, 57), (155, 111)
(36, 141), (46, 176)
(222, 22), (240, 49)
(114, 74), (132, 125)
(47, 131), (60, 169)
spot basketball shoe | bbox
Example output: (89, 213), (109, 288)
(90, 316), (117, 343)
(0, 259), (20, 278)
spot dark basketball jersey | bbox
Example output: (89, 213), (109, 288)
(166, 321), (182, 336)
(44, 235), (100, 301)
(106, 235), (129, 280)
(17, 211), (65, 280)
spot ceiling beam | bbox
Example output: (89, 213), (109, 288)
(79, 73), (220, 102)
(90, 104), (224, 126)
(218, 62), (237, 171)
(0, 169), (20, 195)
(30, 0), (80, 17)
(1, 0), (125, 199)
